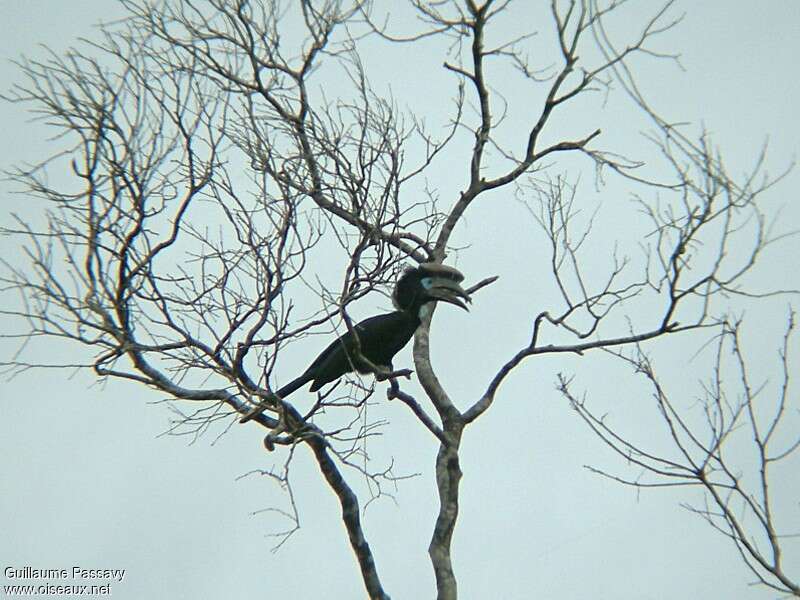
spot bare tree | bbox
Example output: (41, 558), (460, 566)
(2, 1), (796, 598)
(560, 315), (799, 596)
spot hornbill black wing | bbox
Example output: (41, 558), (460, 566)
(305, 311), (417, 392)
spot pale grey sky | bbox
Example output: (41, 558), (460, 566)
(1, 2), (798, 599)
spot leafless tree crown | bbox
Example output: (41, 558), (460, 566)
(2, 1), (797, 598)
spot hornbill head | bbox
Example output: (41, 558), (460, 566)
(393, 262), (471, 313)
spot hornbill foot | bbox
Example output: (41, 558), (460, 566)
(373, 367), (413, 382)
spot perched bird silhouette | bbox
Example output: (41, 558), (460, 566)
(240, 263), (470, 423)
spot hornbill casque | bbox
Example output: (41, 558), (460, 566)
(240, 263), (470, 423)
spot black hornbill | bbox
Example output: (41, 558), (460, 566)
(240, 263), (470, 423)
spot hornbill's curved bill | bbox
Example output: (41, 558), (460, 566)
(240, 263), (470, 423)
